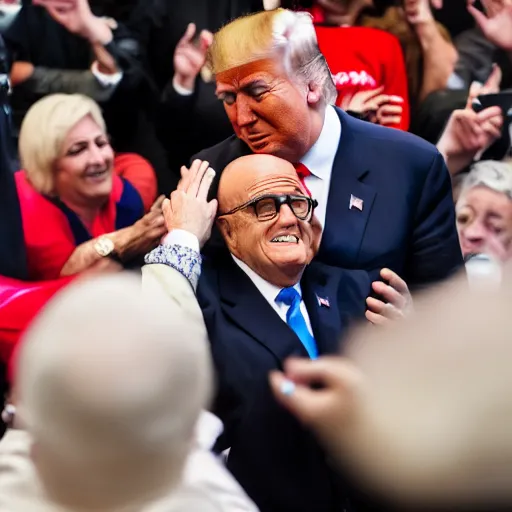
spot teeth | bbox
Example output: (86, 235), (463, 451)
(271, 235), (299, 243)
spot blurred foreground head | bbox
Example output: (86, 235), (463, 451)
(15, 273), (213, 511)
(273, 270), (512, 510)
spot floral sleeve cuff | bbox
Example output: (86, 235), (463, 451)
(144, 244), (202, 291)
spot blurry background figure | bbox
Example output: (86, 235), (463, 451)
(1, 0), (171, 194)
(270, 268), (512, 511)
(1, 273), (216, 511)
(455, 160), (512, 289)
(127, 0), (263, 195)
(16, 93), (164, 282)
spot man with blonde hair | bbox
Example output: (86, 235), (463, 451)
(195, 8), (463, 288)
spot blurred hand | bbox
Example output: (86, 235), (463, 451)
(366, 268), (413, 325)
(163, 159), (218, 248)
(437, 107), (503, 175)
(468, 0), (512, 51)
(269, 357), (363, 452)
(10, 61), (34, 86)
(405, 0), (435, 24)
(467, 63), (502, 106)
(119, 195), (166, 258)
(33, 0), (112, 44)
(340, 87), (404, 127)
(174, 23), (213, 91)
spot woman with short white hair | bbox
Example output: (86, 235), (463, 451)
(456, 160), (512, 261)
(16, 93), (165, 280)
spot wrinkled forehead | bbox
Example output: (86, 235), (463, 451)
(215, 58), (286, 93)
(246, 174), (303, 199)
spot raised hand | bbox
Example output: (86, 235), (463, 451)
(174, 23), (213, 91)
(33, 0), (112, 44)
(366, 269), (413, 325)
(468, 0), (512, 51)
(404, 0), (435, 24)
(340, 87), (404, 127)
(163, 160), (218, 248)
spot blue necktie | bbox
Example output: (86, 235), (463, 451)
(276, 287), (318, 359)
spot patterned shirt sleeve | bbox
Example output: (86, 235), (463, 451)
(144, 244), (202, 291)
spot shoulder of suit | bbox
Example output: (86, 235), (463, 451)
(194, 135), (246, 168)
(339, 108), (440, 162)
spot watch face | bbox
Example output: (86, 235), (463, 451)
(95, 237), (114, 257)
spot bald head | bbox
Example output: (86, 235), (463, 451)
(16, 273), (213, 511)
(218, 154), (301, 213)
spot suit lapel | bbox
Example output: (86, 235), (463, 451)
(318, 109), (377, 267)
(218, 258), (309, 365)
(301, 266), (343, 356)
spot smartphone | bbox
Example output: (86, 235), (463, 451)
(473, 91), (512, 116)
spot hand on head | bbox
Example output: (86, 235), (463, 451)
(163, 160), (218, 248)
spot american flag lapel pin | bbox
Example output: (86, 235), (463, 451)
(349, 194), (364, 211)
(317, 295), (330, 308)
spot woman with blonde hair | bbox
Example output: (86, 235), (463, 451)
(15, 93), (165, 281)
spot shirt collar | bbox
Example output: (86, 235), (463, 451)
(300, 105), (341, 181)
(231, 254), (302, 304)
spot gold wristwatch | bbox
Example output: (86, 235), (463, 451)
(93, 236), (120, 261)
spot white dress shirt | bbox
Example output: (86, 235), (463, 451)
(231, 255), (314, 336)
(300, 104), (342, 230)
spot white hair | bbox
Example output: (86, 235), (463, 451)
(16, 273), (213, 511)
(271, 10), (337, 105)
(461, 160), (512, 200)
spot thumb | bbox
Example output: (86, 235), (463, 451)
(483, 63), (502, 93)
(208, 198), (218, 219)
(162, 197), (171, 217)
(269, 370), (327, 426)
(466, 80), (483, 109)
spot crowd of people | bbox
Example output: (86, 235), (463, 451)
(1, 0), (512, 511)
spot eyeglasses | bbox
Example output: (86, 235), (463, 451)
(218, 194), (318, 222)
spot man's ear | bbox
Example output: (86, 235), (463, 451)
(307, 82), (322, 106)
(217, 218), (236, 249)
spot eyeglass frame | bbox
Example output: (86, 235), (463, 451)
(217, 193), (318, 222)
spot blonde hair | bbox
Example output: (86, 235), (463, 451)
(209, 9), (337, 104)
(18, 93), (106, 196)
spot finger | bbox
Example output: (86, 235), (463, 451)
(477, 105), (503, 122)
(208, 198), (219, 219)
(151, 194), (165, 211)
(371, 281), (406, 309)
(388, 95), (404, 104)
(179, 22), (196, 45)
(468, 4), (491, 34)
(379, 115), (402, 126)
(188, 160), (211, 196)
(359, 85), (386, 102)
(380, 268), (410, 296)
(366, 296), (388, 315)
(197, 167), (216, 201)
(378, 104), (403, 115)
(365, 309), (390, 326)
(162, 197), (171, 218)
(484, 63), (502, 92)
(488, 113), (504, 129)
(431, 0), (443, 8)
(269, 371), (330, 426)
(482, 123), (503, 139)
(199, 30), (214, 51)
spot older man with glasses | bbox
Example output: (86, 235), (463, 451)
(143, 155), (412, 512)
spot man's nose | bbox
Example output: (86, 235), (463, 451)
(277, 204), (298, 226)
(236, 96), (257, 127)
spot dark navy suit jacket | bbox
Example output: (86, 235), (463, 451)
(195, 108), (463, 288)
(197, 252), (372, 512)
